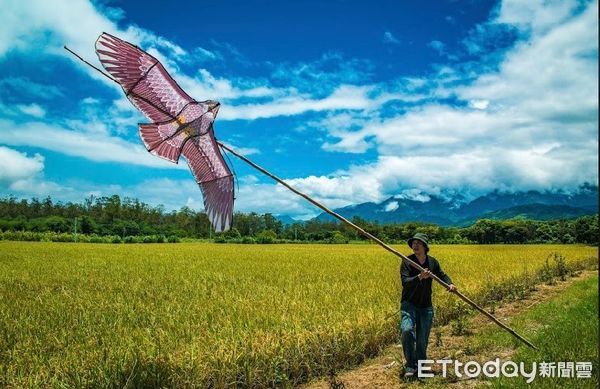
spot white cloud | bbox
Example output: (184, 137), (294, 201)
(458, 2), (598, 121)
(0, 171), (318, 218)
(495, 0), (581, 34)
(220, 85), (377, 120)
(384, 201), (399, 212)
(0, 146), (67, 196)
(317, 0), (598, 202)
(0, 119), (183, 169)
(219, 141), (260, 156)
(7, 177), (66, 197)
(271, 52), (375, 92)
(0, 77), (63, 99)
(468, 99), (489, 110)
(428, 40), (445, 55)
(280, 140), (597, 208)
(0, 0), (596, 215)
(383, 31), (400, 45)
(322, 129), (371, 153)
(235, 181), (314, 218)
(395, 189), (431, 203)
(0, 0), (228, 99)
(17, 103), (46, 118)
(0, 1), (409, 127)
(285, 173), (382, 208)
(178, 69), (280, 102)
(0, 0), (113, 59)
(0, 146), (44, 183)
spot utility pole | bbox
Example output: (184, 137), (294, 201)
(73, 217), (78, 242)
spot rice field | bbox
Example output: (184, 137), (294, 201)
(0, 242), (596, 387)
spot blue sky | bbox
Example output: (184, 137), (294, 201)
(0, 0), (597, 219)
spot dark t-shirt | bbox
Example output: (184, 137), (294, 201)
(401, 254), (452, 308)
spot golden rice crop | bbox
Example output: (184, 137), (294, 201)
(0, 242), (596, 387)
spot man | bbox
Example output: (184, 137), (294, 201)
(400, 233), (457, 378)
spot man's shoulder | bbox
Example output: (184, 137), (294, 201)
(427, 255), (440, 266)
(404, 253), (418, 263)
(401, 254), (417, 268)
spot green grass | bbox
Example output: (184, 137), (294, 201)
(467, 274), (599, 388)
(0, 242), (596, 387)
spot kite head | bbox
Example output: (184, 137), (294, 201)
(207, 100), (221, 117)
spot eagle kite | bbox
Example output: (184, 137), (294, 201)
(94, 33), (233, 232)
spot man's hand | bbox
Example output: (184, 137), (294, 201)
(447, 284), (458, 292)
(418, 269), (432, 280)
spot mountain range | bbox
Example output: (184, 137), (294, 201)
(300, 184), (598, 226)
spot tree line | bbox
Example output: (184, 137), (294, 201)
(0, 195), (597, 244)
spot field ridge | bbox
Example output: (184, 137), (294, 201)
(304, 270), (599, 388)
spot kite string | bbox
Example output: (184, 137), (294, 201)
(219, 141), (239, 199)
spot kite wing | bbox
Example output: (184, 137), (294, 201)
(182, 132), (234, 233)
(95, 32), (192, 122)
(94, 32), (234, 232)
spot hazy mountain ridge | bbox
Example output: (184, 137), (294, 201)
(310, 185), (598, 226)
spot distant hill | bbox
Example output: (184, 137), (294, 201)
(275, 215), (299, 225)
(464, 203), (593, 223)
(313, 185), (598, 226)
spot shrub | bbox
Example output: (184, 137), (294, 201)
(89, 235), (105, 243)
(551, 252), (569, 281)
(328, 231), (348, 244)
(256, 230), (277, 244)
(50, 233), (75, 243)
(539, 258), (556, 285)
(241, 236), (256, 244)
(124, 236), (139, 244)
(214, 235), (227, 243)
(224, 228), (242, 240)
(143, 235), (157, 244)
(450, 303), (472, 336)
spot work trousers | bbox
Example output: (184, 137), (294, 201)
(400, 301), (434, 370)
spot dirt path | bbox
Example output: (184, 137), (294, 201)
(302, 270), (598, 389)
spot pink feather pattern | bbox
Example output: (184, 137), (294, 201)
(95, 32), (234, 232)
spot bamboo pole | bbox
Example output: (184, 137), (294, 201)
(217, 142), (538, 350)
(63, 45), (538, 350)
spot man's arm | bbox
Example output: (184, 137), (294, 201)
(432, 258), (457, 291)
(401, 260), (421, 287)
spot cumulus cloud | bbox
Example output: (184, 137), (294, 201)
(0, 119), (183, 169)
(219, 141), (260, 156)
(16, 103), (46, 118)
(283, 140), (596, 209)
(219, 85), (378, 120)
(395, 189), (432, 203)
(0, 77), (63, 100)
(0, 1), (411, 126)
(428, 40), (445, 55)
(317, 0), (598, 203)
(0, 146), (44, 183)
(383, 31), (400, 45)
(271, 52), (375, 95)
(384, 201), (399, 212)
(0, 0), (596, 215)
(0, 146), (67, 196)
(235, 180), (315, 219)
